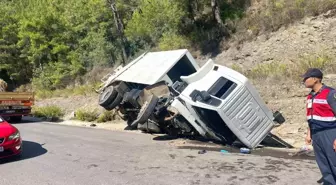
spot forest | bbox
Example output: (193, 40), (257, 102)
(0, 0), (248, 90)
(1, 0), (335, 91)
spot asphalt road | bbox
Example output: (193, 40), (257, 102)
(0, 120), (321, 185)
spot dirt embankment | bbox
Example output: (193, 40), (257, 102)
(213, 10), (336, 69)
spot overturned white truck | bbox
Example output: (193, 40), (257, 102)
(97, 49), (285, 149)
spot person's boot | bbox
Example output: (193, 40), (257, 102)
(317, 177), (323, 184)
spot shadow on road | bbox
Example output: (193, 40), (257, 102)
(153, 135), (180, 141)
(153, 134), (294, 149)
(152, 134), (315, 160)
(0, 140), (48, 164)
(9, 116), (63, 125)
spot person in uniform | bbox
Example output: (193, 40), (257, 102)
(302, 68), (336, 185)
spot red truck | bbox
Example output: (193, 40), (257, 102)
(0, 92), (34, 122)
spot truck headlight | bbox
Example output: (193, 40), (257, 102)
(8, 131), (20, 141)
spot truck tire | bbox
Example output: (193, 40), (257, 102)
(105, 93), (123, 110)
(130, 95), (159, 128)
(98, 86), (118, 107)
(104, 82), (131, 110)
(10, 116), (22, 123)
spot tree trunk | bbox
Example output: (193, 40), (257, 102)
(211, 0), (231, 36)
(109, 0), (128, 65)
(211, 0), (224, 26)
(187, 0), (195, 21)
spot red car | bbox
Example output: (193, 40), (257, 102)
(0, 117), (22, 159)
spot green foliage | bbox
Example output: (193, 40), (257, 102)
(158, 32), (190, 51)
(0, 4), (30, 84)
(0, 0), (121, 91)
(75, 108), (99, 122)
(32, 105), (65, 119)
(125, 0), (186, 47)
(220, 0), (246, 20)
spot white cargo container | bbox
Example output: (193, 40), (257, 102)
(99, 49), (200, 92)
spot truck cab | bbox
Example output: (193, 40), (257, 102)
(170, 59), (284, 148)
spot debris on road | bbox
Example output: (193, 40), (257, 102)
(290, 145), (314, 157)
(220, 149), (229, 154)
(198, 150), (207, 154)
(240, 148), (251, 154)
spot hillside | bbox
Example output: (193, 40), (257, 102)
(215, 9), (336, 72)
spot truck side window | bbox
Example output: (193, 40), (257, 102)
(208, 77), (237, 100)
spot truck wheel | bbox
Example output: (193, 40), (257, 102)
(105, 93), (123, 110)
(104, 82), (131, 110)
(98, 86), (117, 107)
(10, 116), (22, 123)
(130, 95), (159, 128)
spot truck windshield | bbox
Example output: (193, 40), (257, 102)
(192, 106), (236, 144)
(208, 77), (237, 100)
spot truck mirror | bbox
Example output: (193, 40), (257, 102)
(273, 111), (285, 124)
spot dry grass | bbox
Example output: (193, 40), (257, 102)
(242, 52), (336, 80)
(74, 108), (100, 122)
(97, 110), (120, 123)
(74, 109), (120, 123)
(234, 0), (336, 41)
